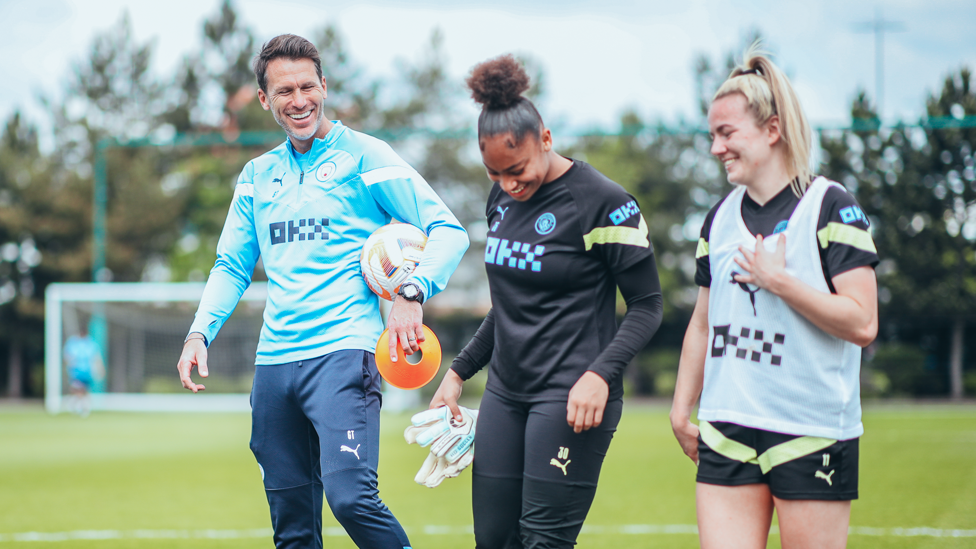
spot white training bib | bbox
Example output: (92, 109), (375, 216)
(698, 177), (863, 440)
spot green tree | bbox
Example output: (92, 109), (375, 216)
(570, 114), (719, 321)
(566, 115), (721, 394)
(313, 24), (381, 130)
(0, 112), (91, 396)
(692, 29), (763, 117)
(54, 13), (191, 282)
(389, 30), (484, 219)
(572, 33), (770, 320)
(199, 0), (277, 133)
(163, 0), (273, 134)
(64, 12), (166, 141)
(820, 69), (976, 398)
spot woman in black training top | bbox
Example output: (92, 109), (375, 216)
(429, 55), (664, 549)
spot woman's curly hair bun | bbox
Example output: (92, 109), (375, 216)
(467, 54), (530, 110)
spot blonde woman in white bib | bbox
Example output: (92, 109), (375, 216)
(670, 45), (879, 549)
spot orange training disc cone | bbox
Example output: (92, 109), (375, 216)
(374, 325), (442, 390)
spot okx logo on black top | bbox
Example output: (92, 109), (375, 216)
(485, 238), (545, 272)
(270, 218), (330, 245)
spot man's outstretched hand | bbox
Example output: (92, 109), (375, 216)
(177, 336), (209, 393)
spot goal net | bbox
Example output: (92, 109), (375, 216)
(44, 282), (267, 413)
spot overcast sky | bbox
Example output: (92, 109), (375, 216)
(3, 0), (975, 138)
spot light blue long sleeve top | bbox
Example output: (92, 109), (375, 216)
(188, 122), (469, 365)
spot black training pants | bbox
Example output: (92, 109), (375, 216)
(471, 388), (623, 549)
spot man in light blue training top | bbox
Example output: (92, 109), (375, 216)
(175, 34), (469, 549)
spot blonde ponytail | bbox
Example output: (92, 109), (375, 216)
(713, 43), (812, 196)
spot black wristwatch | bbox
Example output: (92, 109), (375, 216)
(397, 282), (425, 305)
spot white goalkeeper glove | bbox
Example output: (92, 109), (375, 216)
(404, 405), (478, 488)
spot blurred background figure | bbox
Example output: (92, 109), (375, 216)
(63, 324), (105, 417)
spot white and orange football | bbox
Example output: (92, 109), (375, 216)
(360, 222), (427, 301)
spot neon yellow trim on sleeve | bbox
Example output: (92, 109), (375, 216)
(696, 238), (709, 259)
(582, 213), (650, 251)
(817, 222), (877, 253)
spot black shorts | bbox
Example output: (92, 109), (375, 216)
(696, 421), (858, 501)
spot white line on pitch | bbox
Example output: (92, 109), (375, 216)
(0, 529), (273, 543)
(849, 526), (976, 538)
(1, 525), (974, 542)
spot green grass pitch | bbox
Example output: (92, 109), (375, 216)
(1, 402), (974, 548)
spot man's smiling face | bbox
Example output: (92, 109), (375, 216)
(258, 57), (329, 150)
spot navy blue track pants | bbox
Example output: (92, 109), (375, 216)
(250, 349), (410, 549)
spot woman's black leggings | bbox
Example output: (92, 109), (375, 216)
(471, 389), (623, 549)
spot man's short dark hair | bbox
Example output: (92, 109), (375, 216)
(253, 34), (323, 93)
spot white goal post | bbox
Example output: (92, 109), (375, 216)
(44, 282), (267, 414)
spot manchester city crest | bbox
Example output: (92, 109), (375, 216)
(315, 161), (338, 182)
(535, 212), (556, 235)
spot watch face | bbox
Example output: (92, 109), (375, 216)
(401, 284), (419, 299)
